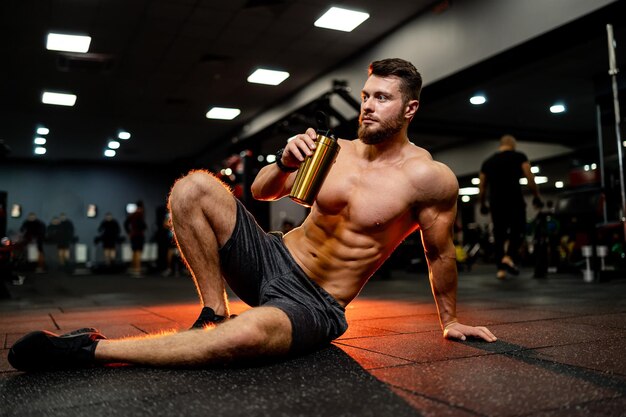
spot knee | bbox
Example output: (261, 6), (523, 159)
(230, 321), (272, 352)
(218, 320), (289, 360)
(168, 170), (227, 214)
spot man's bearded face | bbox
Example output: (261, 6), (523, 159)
(358, 104), (406, 145)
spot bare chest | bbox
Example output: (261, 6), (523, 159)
(314, 162), (416, 232)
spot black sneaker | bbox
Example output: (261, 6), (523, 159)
(191, 307), (236, 329)
(8, 328), (106, 372)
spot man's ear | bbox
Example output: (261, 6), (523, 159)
(405, 99), (419, 119)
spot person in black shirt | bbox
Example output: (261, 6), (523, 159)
(479, 135), (542, 279)
(124, 201), (146, 276)
(97, 212), (121, 265)
(20, 212), (47, 273)
(57, 213), (75, 266)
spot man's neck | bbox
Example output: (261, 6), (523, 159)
(358, 133), (410, 162)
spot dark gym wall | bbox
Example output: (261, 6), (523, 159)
(0, 161), (178, 254)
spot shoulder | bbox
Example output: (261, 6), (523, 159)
(404, 146), (458, 204)
(516, 151), (529, 162)
(481, 153), (497, 171)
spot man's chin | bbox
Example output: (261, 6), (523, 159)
(359, 133), (387, 145)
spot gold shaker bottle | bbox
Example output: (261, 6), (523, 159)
(289, 133), (340, 207)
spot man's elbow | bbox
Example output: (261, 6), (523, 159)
(250, 184), (277, 201)
(250, 183), (265, 201)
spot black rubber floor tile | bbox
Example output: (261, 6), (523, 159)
(487, 320), (625, 349)
(336, 322), (400, 340)
(0, 346), (421, 417)
(335, 344), (412, 370)
(529, 337), (626, 376)
(561, 312), (626, 330)
(0, 318), (57, 334)
(527, 396), (626, 417)
(345, 300), (437, 321)
(457, 307), (576, 325)
(51, 306), (152, 318)
(370, 354), (625, 417)
(347, 314), (441, 334)
(390, 387), (482, 417)
(336, 332), (495, 363)
(52, 313), (174, 330)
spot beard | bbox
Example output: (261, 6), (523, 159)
(358, 110), (405, 145)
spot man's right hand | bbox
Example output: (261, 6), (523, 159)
(281, 128), (317, 168)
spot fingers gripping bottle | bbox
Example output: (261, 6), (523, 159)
(289, 112), (341, 207)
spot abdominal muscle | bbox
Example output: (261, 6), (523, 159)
(283, 207), (416, 307)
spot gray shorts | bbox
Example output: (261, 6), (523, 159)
(219, 199), (348, 355)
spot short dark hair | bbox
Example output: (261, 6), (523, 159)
(368, 58), (422, 102)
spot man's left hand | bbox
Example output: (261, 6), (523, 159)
(444, 322), (497, 342)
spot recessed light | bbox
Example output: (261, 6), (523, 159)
(104, 149), (116, 157)
(108, 140), (120, 149)
(470, 95), (486, 105)
(206, 107), (241, 120)
(550, 103), (566, 113)
(247, 69), (290, 86)
(471, 177), (480, 185)
(531, 166), (540, 173)
(42, 91), (76, 106)
(314, 7), (370, 32)
(36, 127), (49, 135)
(535, 176), (549, 184)
(34, 146), (47, 155)
(46, 33), (91, 53)
(34, 137), (47, 145)
(555, 181), (564, 189)
(118, 131), (131, 140)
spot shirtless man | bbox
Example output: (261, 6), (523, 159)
(8, 58), (495, 372)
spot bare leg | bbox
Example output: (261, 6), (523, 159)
(104, 248), (115, 264)
(94, 307), (292, 366)
(168, 170), (237, 317)
(131, 250), (142, 274)
(37, 250), (45, 271)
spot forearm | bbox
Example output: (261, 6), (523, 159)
(478, 173), (487, 205)
(427, 256), (458, 329)
(528, 180), (540, 198)
(250, 163), (294, 201)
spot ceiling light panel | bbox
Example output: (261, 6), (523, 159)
(247, 69), (290, 86)
(42, 91), (77, 106)
(314, 7), (370, 32)
(46, 33), (91, 53)
(206, 107), (241, 120)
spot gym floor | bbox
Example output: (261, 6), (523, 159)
(1, 264), (625, 417)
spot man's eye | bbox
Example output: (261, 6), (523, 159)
(378, 95), (387, 101)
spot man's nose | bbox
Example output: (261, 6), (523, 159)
(361, 99), (374, 112)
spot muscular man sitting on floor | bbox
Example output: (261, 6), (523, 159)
(9, 58), (496, 372)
